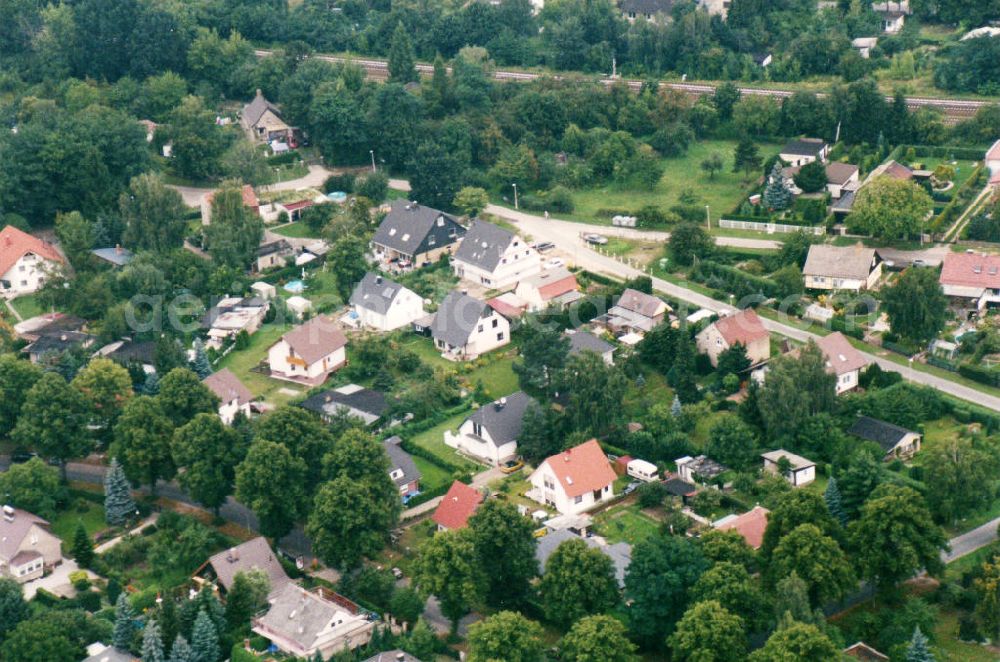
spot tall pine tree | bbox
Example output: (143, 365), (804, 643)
(668, 328), (700, 404)
(671, 394), (682, 417)
(190, 339), (212, 380)
(733, 135), (762, 180)
(905, 626), (935, 662)
(824, 477), (848, 526)
(142, 371), (161, 396)
(191, 610), (220, 662)
(113, 593), (136, 650)
(104, 457), (137, 526)
(168, 635), (193, 662)
(71, 521), (94, 568)
(142, 619), (165, 662)
(763, 161), (792, 211)
(388, 23), (417, 84)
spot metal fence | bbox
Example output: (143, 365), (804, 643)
(719, 218), (825, 235)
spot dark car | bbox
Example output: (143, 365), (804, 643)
(10, 451), (37, 464)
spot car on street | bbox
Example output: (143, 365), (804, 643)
(534, 241), (555, 252)
(546, 257), (565, 269)
(583, 233), (608, 245)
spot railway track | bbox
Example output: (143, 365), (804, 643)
(255, 49), (992, 123)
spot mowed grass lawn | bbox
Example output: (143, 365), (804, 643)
(50, 490), (107, 541)
(272, 222), (321, 239)
(411, 456), (454, 493)
(593, 503), (661, 545)
(215, 322), (296, 405)
(10, 293), (46, 320)
(406, 411), (480, 473)
(563, 139), (780, 224)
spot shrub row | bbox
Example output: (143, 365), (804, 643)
(829, 317), (864, 340)
(958, 363), (1000, 388)
(691, 261), (781, 299)
(926, 356), (958, 372)
(267, 150), (300, 166)
(882, 339), (918, 357)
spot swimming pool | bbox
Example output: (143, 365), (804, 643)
(284, 279), (306, 293)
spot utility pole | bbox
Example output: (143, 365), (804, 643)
(705, 205), (711, 231)
(512, 183), (519, 210)
(369, 150), (376, 173)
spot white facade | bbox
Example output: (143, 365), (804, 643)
(835, 369), (860, 395)
(528, 462), (614, 516)
(0, 254), (56, 298)
(353, 288), (425, 332)
(435, 310), (511, 361)
(803, 268), (881, 292)
(217, 397), (252, 426)
(452, 239), (541, 291)
(445, 420), (518, 466)
(267, 341), (345, 383)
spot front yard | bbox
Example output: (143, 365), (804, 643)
(10, 293), (46, 320)
(406, 411), (481, 473)
(592, 502), (662, 546)
(214, 321), (295, 404)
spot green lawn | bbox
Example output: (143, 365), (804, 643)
(10, 293), (47, 320)
(592, 504), (661, 545)
(406, 411), (480, 472)
(215, 321), (295, 405)
(464, 357), (520, 400)
(50, 491), (107, 541)
(272, 222), (321, 239)
(559, 139), (779, 224)
(412, 455), (454, 494)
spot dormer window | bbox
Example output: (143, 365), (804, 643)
(428, 236), (436, 246)
(389, 228), (397, 236)
(402, 233), (410, 242)
(437, 216), (445, 226)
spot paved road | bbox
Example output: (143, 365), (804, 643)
(170, 164), (336, 206)
(400, 464), (506, 520)
(944, 519), (1000, 563)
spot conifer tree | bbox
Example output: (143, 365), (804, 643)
(763, 161), (792, 211)
(71, 521), (94, 568)
(113, 593), (136, 650)
(191, 610), (219, 662)
(168, 635), (193, 662)
(190, 339), (212, 380)
(388, 23), (417, 84)
(104, 457), (137, 526)
(824, 477), (848, 526)
(142, 619), (165, 662)
(142, 371), (160, 396)
(671, 394), (682, 417)
(905, 626), (935, 662)
(669, 329), (700, 404)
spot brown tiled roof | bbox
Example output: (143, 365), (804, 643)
(712, 308), (769, 347)
(433, 482), (483, 530)
(0, 508), (50, 562)
(813, 332), (869, 376)
(825, 162), (859, 185)
(715, 505), (769, 550)
(276, 316), (347, 365)
(843, 642), (890, 661)
(202, 368), (253, 406)
(616, 288), (667, 318)
(206, 536), (290, 592)
(540, 439), (617, 499)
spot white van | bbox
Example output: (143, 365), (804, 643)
(627, 459), (659, 483)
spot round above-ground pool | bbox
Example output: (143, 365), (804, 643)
(327, 191), (347, 203)
(284, 279), (306, 293)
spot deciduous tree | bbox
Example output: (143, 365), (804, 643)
(769, 524), (856, 607)
(468, 499), (538, 609)
(559, 615), (638, 662)
(691, 561), (766, 629)
(706, 416), (758, 470)
(111, 395), (175, 493)
(882, 267), (948, 345)
(120, 173), (188, 253)
(669, 600), (746, 662)
(413, 529), (485, 633)
(235, 440), (308, 540)
(625, 535), (707, 646)
(307, 474), (400, 569)
(757, 341), (836, 440)
(668, 222), (713, 266)
(13, 371), (91, 481)
(171, 414), (241, 514)
(204, 181), (264, 271)
(72, 357), (133, 439)
(540, 538), (619, 626)
(0, 457), (61, 518)
(157, 368), (219, 427)
(749, 621), (839, 662)
(0, 354), (42, 437)
(847, 176), (933, 240)
(467, 611), (544, 662)
(0, 578), (29, 644)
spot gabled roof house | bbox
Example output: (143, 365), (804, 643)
(383, 436), (421, 500)
(514, 267), (582, 312)
(432, 481), (484, 531)
(430, 291), (510, 361)
(695, 308), (770, 367)
(371, 201), (466, 270)
(348, 272), (426, 332)
(202, 368), (254, 424)
(0, 225), (65, 298)
(527, 439), (617, 516)
(267, 316), (347, 386)
(803, 245), (882, 292)
(451, 220), (541, 290)
(193, 536), (290, 595)
(444, 392), (535, 466)
(0, 506), (62, 583)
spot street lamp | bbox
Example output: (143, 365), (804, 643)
(512, 183), (519, 210)
(705, 205), (711, 231)
(369, 150), (376, 173)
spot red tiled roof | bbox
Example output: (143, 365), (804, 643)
(540, 439), (617, 499)
(242, 185), (259, 209)
(881, 161), (913, 180)
(432, 481), (483, 530)
(282, 200), (314, 212)
(487, 297), (525, 319)
(715, 505), (769, 550)
(0, 226), (64, 278)
(713, 308), (769, 347)
(940, 252), (1000, 290)
(537, 273), (579, 301)
(810, 332), (869, 376)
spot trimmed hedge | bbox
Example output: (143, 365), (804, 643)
(926, 356), (958, 372)
(882, 340), (917, 357)
(958, 363), (1000, 388)
(830, 317), (864, 340)
(691, 260), (781, 299)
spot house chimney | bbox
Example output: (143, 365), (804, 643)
(375, 275), (382, 285)
(2, 505), (14, 521)
(115, 244), (122, 255)
(256, 88), (263, 98)
(396, 654), (405, 662)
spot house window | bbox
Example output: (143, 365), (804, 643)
(478, 324), (484, 333)
(428, 236), (436, 246)
(502, 258), (507, 264)
(473, 422), (483, 437)
(497, 332), (504, 341)
(18, 265), (25, 272)
(492, 319), (498, 328)
(574, 495), (583, 504)
(544, 477), (555, 490)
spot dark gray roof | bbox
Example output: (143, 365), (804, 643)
(383, 436), (421, 488)
(848, 416), (917, 452)
(102, 339), (156, 365)
(26, 331), (95, 355)
(566, 331), (614, 357)
(91, 247), (134, 267)
(350, 272), (409, 315)
(372, 200), (465, 258)
(619, 0), (674, 13)
(453, 220), (516, 272)
(242, 90), (283, 128)
(257, 239), (294, 258)
(466, 391), (534, 446)
(430, 291), (491, 347)
(781, 139), (826, 156)
(663, 477), (697, 497)
(300, 386), (387, 425)
(535, 530), (631, 588)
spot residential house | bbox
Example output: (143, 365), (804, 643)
(675, 455), (727, 484)
(843, 642), (890, 661)
(451, 220), (541, 290)
(811, 332), (869, 394)
(252, 583), (374, 659)
(565, 330), (615, 365)
(383, 436), (421, 501)
(696, 0), (729, 17)
(713, 506), (770, 550)
(783, 162), (859, 199)
(348, 272), (426, 332)
(852, 37), (878, 58)
(251, 281), (277, 300)
(514, 267), (582, 312)
(300, 385), (387, 426)
(362, 652), (422, 662)
(202, 368), (254, 425)
(201, 296), (269, 350)
(432, 481), (484, 531)
(778, 138), (828, 167)
(24, 331), (96, 363)
(201, 185), (259, 226)
(267, 315), (348, 386)
(695, 308), (770, 367)
(939, 252), (1000, 311)
(0, 506), (62, 583)
(371, 201), (466, 270)
(536, 528), (631, 588)
(802, 245), (882, 292)
(986, 139), (1000, 178)
(527, 439), (617, 516)
(0, 225), (65, 298)
(761, 450), (816, 487)
(193, 536), (290, 595)
(256, 239), (295, 273)
(82, 644), (138, 662)
(620, 0), (674, 23)
(870, 159), (914, 181)
(13, 312), (85, 343)
(486, 293), (527, 320)
(444, 391), (534, 466)
(241, 89), (292, 143)
(872, 1), (909, 33)
(848, 416), (922, 460)
(663, 476), (698, 505)
(92, 338), (156, 375)
(430, 291), (511, 361)
(597, 288), (669, 338)
(276, 199), (314, 223)
(91, 245), (134, 268)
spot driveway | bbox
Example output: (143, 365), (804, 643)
(21, 558), (97, 600)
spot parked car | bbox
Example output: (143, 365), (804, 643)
(501, 459), (525, 474)
(534, 241), (555, 252)
(9, 451), (37, 464)
(583, 233), (608, 245)
(546, 257), (566, 269)
(622, 481), (642, 496)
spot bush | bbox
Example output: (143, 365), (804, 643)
(356, 171), (389, 202)
(958, 363), (1000, 387)
(793, 196), (827, 224)
(267, 150), (299, 166)
(323, 173), (355, 193)
(636, 481), (667, 508)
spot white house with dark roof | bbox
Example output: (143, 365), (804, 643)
(803, 245), (882, 292)
(193, 536), (290, 595)
(202, 368), (254, 424)
(267, 315), (347, 385)
(383, 436), (421, 500)
(872, 0), (909, 33)
(371, 201), (466, 270)
(761, 449), (816, 487)
(0, 506), (62, 583)
(252, 583), (375, 659)
(430, 291), (510, 361)
(565, 330), (615, 365)
(848, 416), (921, 460)
(779, 138), (829, 167)
(348, 272), (426, 332)
(451, 220), (541, 290)
(620, 0), (674, 23)
(300, 384), (387, 426)
(445, 392), (535, 465)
